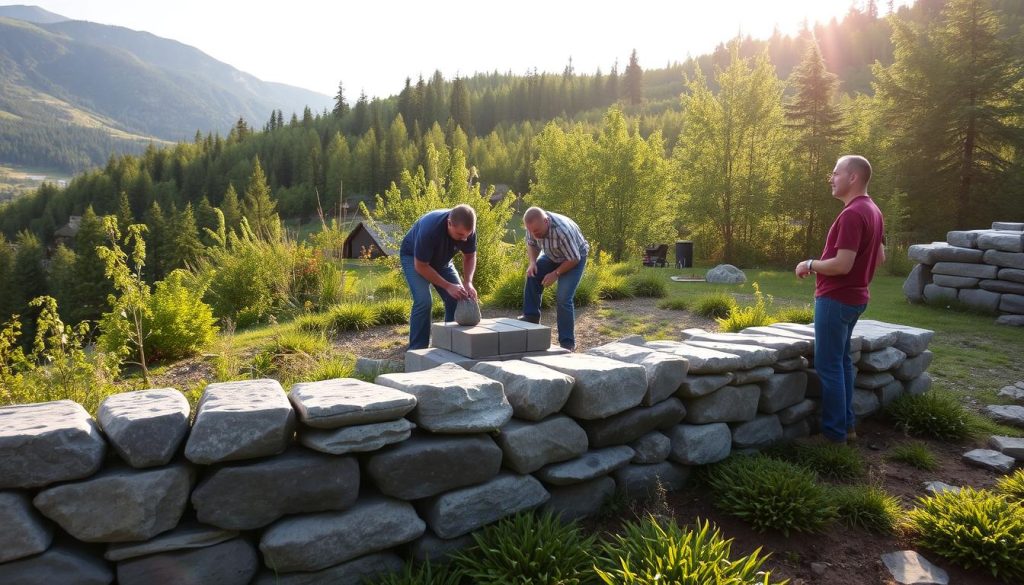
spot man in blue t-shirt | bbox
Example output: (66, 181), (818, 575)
(399, 204), (478, 349)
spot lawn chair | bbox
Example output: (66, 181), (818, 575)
(642, 244), (668, 267)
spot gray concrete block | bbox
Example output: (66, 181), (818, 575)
(983, 249), (1024, 270)
(932, 274), (979, 288)
(931, 262), (998, 279)
(479, 321), (529, 354)
(495, 317), (551, 351)
(429, 322), (459, 350)
(451, 326), (501, 358)
(980, 279), (1024, 295)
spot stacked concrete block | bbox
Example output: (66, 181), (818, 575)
(904, 222), (1024, 317)
(409, 317), (560, 371)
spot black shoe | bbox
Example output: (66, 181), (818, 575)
(516, 314), (540, 324)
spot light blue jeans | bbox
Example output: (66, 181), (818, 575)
(814, 296), (867, 442)
(522, 252), (587, 350)
(401, 254), (461, 350)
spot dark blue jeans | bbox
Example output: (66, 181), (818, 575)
(814, 296), (867, 442)
(401, 254), (461, 350)
(522, 252), (587, 349)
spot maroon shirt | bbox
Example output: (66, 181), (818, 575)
(815, 195), (885, 306)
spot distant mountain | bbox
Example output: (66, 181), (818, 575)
(0, 5), (333, 172)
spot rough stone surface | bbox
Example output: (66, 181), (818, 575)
(494, 415), (588, 474)
(375, 363), (512, 432)
(909, 242), (985, 264)
(878, 379), (905, 406)
(191, 448), (359, 530)
(684, 384), (760, 424)
(97, 389), (190, 468)
(946, 229), (986, 248)
(185, 379), (295, 464)
(366, 433), (502, 500)
(580, 397), (686, 448)
(300, 418), (414, 455)
(629, 431), (671, 463)
(542, 476), (616, 522)
(259, 497), (425, 573)
(705, 263), (746, 284)
(758, 372), (807, 413)
(984, 404), (1024, 427)
(116, 538), (258, 585)
(992, 221), (1024, 231)
(0, 400), (106, 489)
(880, 550), (949, 585)
(404, 347), (475, 372)
(997, 315), (1024, 326)
(470, 360), (574, 421)
(0, 491), (53, 563)
(923, 283), (958, 304)
(406, 532), (475, 564)
(858, 347), (907, 372)
(850, 321), (899, 351)
(732, 366), (775, 384)
(772, 357), (809, 372)
(252, 553), (404, 585)
(523, 353), (647, 419)
(905, 373), (933, 396)
(585, 342), (688, 405)
(613, 462), (690, 498)
(645, 340), (746, 374)
(853, 389), (881, 417)
(535, 446), (635, 485)
(977, 230), (1024, 253)
(288, 378), (415, 428)
(856, 371), (896, 390)
(667, 423), (732, 465)
(683, 340), (778, 369)
(454, 298), (482, 326)
(962, 449), (1016, 473)
(924, 481), (961, 495)
(105, 521), (238, 561)
(895, 351), (934, 381)
(777, 399), (817, 425)
(354, 357), (404, 377)
(681, 330), (810, 360)
(1000, 268), (1024, 283)
(864, 320), (933, 355)
(782, 419), (811, 440)
(931, 274), (979, 289)
(980, 278), (1024, 295)
(0, 545), (113, 585)
(958, 288), (1001, 312)
(33, 463), (192, 542)
(677, 373), (734, 398)
(931, 261), (998, 279)
(998, 385), (1024, 401)
(989, 435), (1024, 460)
(731, 414), (784, 449)
(1001, 293), (1024, 313)
(420, 473), (550, 539)
(903, 264), (930, 303)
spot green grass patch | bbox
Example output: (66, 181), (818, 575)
(627, 272), (668, 298)
(885, 441), (939, 471)
(693, 292), (737, 319)
(770, 441), (865, 481)
(373, 560), (462, 585)
(326, 302), (378, 332)
(372, 298), (411, 325)
(885, 391), (970, 442)
(772, 305), (814, 324)
(305, 355), (355, 382)
(833, 485), (901, 533)
(272, 330), (328, 355)
(657, 297), (690, 311)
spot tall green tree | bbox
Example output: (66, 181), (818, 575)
(219, 183), (242, 233)
(143, 202), (167, 282)
(96, 218), (152, 385)
(0, 234), (17, 321)
(449, 77), (473, 135)
(70, 207), (115, 323)
(167, 203), (204, 270)
(242, 157), (281, 241)
(624, 49), (644, 105)
(333, 81), (350, 117)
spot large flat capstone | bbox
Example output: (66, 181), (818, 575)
(366, 433), (502, 500)
(191, 448), (359, 530)
(681, 329), (811, 360)
(469, 360), (574, 421)
(116, 538), (258, 585)
(856, 320), (934, 357)
(299, 418), (414, 455)
(376, 363), (512, 433)
(579, 397), (686, 448)
(667, 423), (732, 465)
(523, 353), (647, 419)
(984, 404), (1024, 427)
(184, 379), (295, 465)
(97, 389), (191, 468)
(494, 415), (588, 474)
(419, 472), (550, 539)
(682, 340), (779, 369)
(644, 340), (745, 374)
(585, 342), (688, 405)
(288, 378), (416, 428)
(0, 400), (106, 489)
(0, 545), (113, 585)
(534, 446), (635, 485)
(0, 491), (53, 563)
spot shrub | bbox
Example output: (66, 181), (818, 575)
(200, 223), (292, 327)
(772, 305), (814, 324)
(572, 273), (598, 308)
(451, 511), (596, 585)
(833, 485), (901, 533)
(373, 560), (463, 585)
(373, 298), (412, 325)
(594, 516), (783, 585)
(906, 487), (1024, 581)
(717, 282), (775, 333)
(885, 392), (970, 441)
(609, 262), (639, 277)
(705, 455), (838, 536)
(143, 270), (218, 361)
(306, 355), (355, 382)
(326, 302), (378, 332)
(315, 262), (358, 307)
(771, 441), (865, 481)
(628, 271), (668, 298)
(373, 269), (409, 299)
(657, 297), (690, 311)
(886, 442), (939, 471)
(997, 469), (1024, 504)
(485, 270), (529, 309)
(294, 312), (330, 333)
(693, 292), (737, 319)
(596, 273), (634, 300)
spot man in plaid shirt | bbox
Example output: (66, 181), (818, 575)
(520, 206), (590, 351)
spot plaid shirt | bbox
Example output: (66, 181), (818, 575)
(526, 212), (589, 262)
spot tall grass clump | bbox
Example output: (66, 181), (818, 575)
(596, 272), (634, 300)
(373, 560), (463, 585)
(273, 330), (328, 355)
(885, 392), (970, 441)
(886, 442), (939, 471)
(769, 441), (865, 481)
(705, 455), (837, 536)
(832, 485), (901, 533)
(305, 355), (355, 382)
(772, 305), (814, 324)
(594, 516), (783, 585)
(372, 298), (412, 325)
(628, 271), (668, 298)
(294, 312), (330, 333)
(717, 282), (776, 332)
(693, 292), (737, 319)
(657, 297), (690, 311)
(997, 469), (1024, 504)
(326, 302), (378, 332)
(906, 487), (1024, 581)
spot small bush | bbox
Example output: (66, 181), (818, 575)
(772, 441), (865, 481)
(772, 305), (814, 324)
(596, 273), (634, 300)
(657, 297), (690, 311)
(594, 516), (783, 585)
(705, 455), (837, 536)
(326, 302), (378, 332)
(693, 292), (737, 319)
(572, 273), (598, 308)
(997, 469), (1024, 504)
(451, 511), (596, 584)
(373, 270), (408, 299)
(885, 392), (970, 441)
(305, 355), (355, 381)
(833, 485), (901, 533)
(628, 272), (668, 298)
(485, 270), (530, 309)
(373, 298), (412, 325)
(906, 487), (1024, 581)
(294, 312), (330, 332)
(273, 331), (328, 355)
(609, 262), (639, 277)
(373, 560), (462, 585)
(717, 282), (775, 333)
(886, 442), (939, 471)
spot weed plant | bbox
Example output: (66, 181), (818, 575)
(306, 356), (355, 381)
(326, 302), (378, 332)
(273, 331), (328, 355)
(885, 392), (969, 441)
(657, 298), (690, 311)
(885, 442), (939, 471)
(693, 292), (737, 319)
(717, 282), (776, 332)
(294, 312), (330, 333)
(772, 305), (814, 324)
(373, 560), (462, 585)
(832, 485), (901, 533)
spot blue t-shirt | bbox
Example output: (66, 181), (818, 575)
(399, 209), (477, 269)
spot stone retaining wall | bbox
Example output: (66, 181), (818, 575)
(904, 221), (1024, 322)
(0, 319), (935, 585)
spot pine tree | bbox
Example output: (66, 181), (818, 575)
(242, 157), (281, 241)
(195, 196), (219, 247)
(606, 63), (620, 102)
(143, 202), (167, 282)
(333, 81), (350, 117)
(325, 132), (352, 207)
(168, 203), (204, 270)
(220, 184), (242, 233)
(48, 244), (77, 321)
(0, 234), (16, 321)
(383, 115), (412, 188)
(116, 191), (134, 230)
(449, 77), (473, 135)
(624, 49), (644, 105)
(351, 91), (369, 135)
(70, 207), (115, 323)
(12, 231), (47, 342)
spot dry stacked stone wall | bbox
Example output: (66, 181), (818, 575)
(0, 320), (934, 585)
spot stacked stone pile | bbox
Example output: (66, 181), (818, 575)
(904, 221), (1024, 322)
(0, 319), (935, 584)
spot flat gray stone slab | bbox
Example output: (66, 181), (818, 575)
(366, 433), (501, 500)
(0, 491), (53, 563)
(535, 446), (635, 485)
(988, 435), (1024, 460)
(857, 320), (934, 356)
(895, 351), (934, 381)
(185, 379), (295, 464)
(977, 230), (1024, 253)
(300, 418), (414, 455)
(850, 321), (899, 351)
(523, 353), (647, 419)
(1001, 292), (1024, 314)
(259, 497), (425, 573)
(288, 378), (416, 428)
(105, 520), (238, 561)
(992, 221), (1024, 231)
(931, 261), (999, 280)
(98, 389), (190, 468)
(980, 278), (1024, 295)
(579, 397), (686, 448)
(33, 463), (193, 542)
(420, 472), (549, 539)
(376, 363), (512, 432)
(495, 415), (588, 474)
(681, 329), (811, 360)
(667, 423), (732, 465)
(946, 229), (987, 248)
(858, 346), (907, 372)
(116, 537), (258, 585)
(0, 544), (113, 585)
(999, 268), (1024, 283)
(586, 342), (689, 405)
(543, 476), (616, 522)
(731, 414), (783, 449)
(630, 431), (671, 463)
(354, 356), (404, 377)
(881, 550), (948, 585)
(0, 400), (106, 489)
(924, 283), (959, 304)
(404, 347), (475, 372)
(984, 404), (1024, 427)
(677, 373), (734, 398)
(924, 481), (960, 495)
(908, 242), (985, 264)
(684, 384), (760, 424)
(191, 448), (359, 530)
(682, 340), (779, 369)
(772, 357), (809, 372)
(962, 448), (1016, 473)
(613, 462), (690, 499)
(253, 553), (405, 585)
(470, 360), (573, 421)
(758, 372), (807, 413)
(997, 385), (1024, 401)
(644, 340), (745, 374)
(777, 399), (816, 425)
(932, 274), (978, 288)
(856, 371), (896, 390)
(733, 366), (775, 384)
(997, 315), (1024, 326)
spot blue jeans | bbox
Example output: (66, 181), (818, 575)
(401, 254), (461, 350)
(522, 252), (587, 349)
(814, 296), (867, 442)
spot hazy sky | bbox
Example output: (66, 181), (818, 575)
(24, 1), (903, 99)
